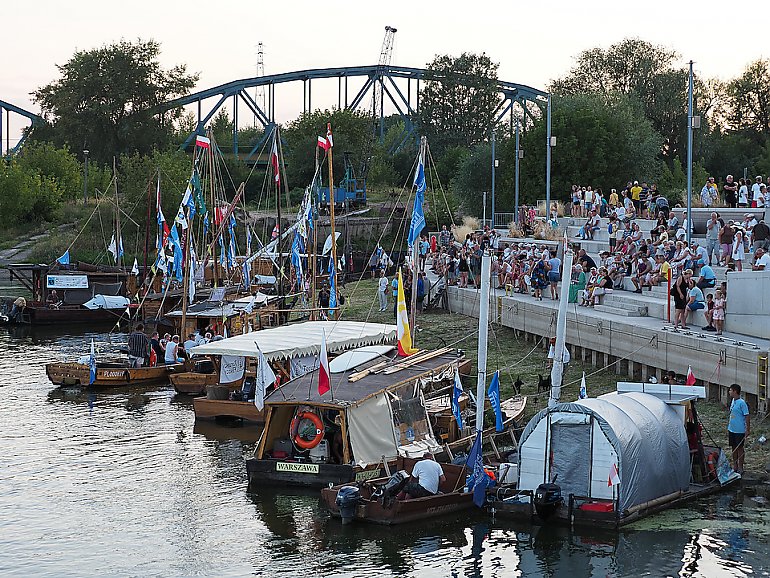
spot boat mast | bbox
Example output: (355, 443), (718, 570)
(549, 239), (574, 407)
(311, 146), (319, 319)
(113, 158), (122, 268)
(274, 127), (283, 300)
(327, 122), (338, 320)
(475, 250), (492, 431)
(409, 137), (426, 340)
(180, 202), (192, 336)
(208, 134), (219, 288)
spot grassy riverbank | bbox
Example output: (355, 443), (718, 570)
(339, 276), (770, 477)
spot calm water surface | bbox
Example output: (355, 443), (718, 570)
(1, 327), (768, 577)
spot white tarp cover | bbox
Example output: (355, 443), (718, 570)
(219, 355), (245, 383)
(189, 321), (397, 362)
(329, 345), (394, 374)
(82, 295), (130, 310)
(347, 392), (399, 464)
(290, 355), (320, 379)
(519, 391), (690, 512)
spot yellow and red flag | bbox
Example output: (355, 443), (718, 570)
(396, 271), (417, 357)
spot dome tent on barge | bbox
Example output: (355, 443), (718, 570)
(491, 382), (740, 527)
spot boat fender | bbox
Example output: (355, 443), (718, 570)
(290, 411), (324, 450)
(706, 451), (718, 480)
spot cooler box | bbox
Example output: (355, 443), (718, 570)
(579, 501), (614, 512)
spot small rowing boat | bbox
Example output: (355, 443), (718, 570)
(46, 361), (186, 387)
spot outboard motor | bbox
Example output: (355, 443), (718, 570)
(371, 470), (410, 507)
(335, 486), (361, 525)
(533, 475), (563, 520)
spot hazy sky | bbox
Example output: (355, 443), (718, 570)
(2, 0), (767, 147)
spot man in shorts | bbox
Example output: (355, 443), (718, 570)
(401, 452), (446, 498)
(727, 384), (750, 475)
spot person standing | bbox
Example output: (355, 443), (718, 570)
(723, 175), (738, 208)
(751, 176), (763, 208)
(377, 270), (389, 312)
(439, 225), (452, 250)
(727, 384), (750, 475)
(127, 324), (150, 368)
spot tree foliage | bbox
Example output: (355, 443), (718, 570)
(32, 39), (198, 165)
(418, 53), (500, 154)
(723, 59), (770, 136)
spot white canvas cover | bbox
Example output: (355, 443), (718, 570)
(189, 321), (397, 362)
(329, 345), (394, 373)
(518, 391), (690, 512)
(347, 392), (399, 465)
(82, 295), (130, 310)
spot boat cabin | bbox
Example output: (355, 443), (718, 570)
(247, 347), (467, 488)
(164, 292), (280, 337)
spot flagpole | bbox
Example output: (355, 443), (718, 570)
(274, 127), (284, 302)
(410, 137), (426, 339)
(181, 204), (192, 336)
(311, 147), (319, 319)
(549, 240), (573, 408)
(476, 250), (492, 432)
(327, 122), (338, 320)
(113, 158), (122, 269)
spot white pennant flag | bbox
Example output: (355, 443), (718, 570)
(254, 346), (276, 411)
(131, 258), (139, 276)
(108, 235), (118, 261)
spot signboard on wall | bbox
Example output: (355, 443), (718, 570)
(46, 275), (89, 289)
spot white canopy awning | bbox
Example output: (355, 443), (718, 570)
(189, 321), (397, 362)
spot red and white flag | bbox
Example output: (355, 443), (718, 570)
(608, 463), (620, 487)
(195, 135), (211, 149)
(317, 135), (331, 151)
(318, 329), (330, 396)
(326, 123), (334, 148)
(270, 137), (281, 189)
(686, 365), (696, 386)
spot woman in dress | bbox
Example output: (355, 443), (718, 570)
(732, 229), (745, 271)
(719, 220), (734, 267)
(712, 288), (726, 335)
(672, 269), (692, 329)
(531, 253), (549, 300)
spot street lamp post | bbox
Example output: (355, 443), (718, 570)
(545, 94), (552, 218)
(491, 129), (496, 229)
(515, 119), (522, 224)
(83, 149), (90, 205)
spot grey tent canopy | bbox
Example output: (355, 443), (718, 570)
(518, 391), (690, 512)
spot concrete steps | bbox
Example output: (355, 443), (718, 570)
(593, 303), (646, 317)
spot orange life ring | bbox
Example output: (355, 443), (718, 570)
(706, 451), (718, 479)
(290, 411), (324, 450)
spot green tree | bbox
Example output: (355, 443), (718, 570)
(450, 142), (492, 210)
(418, 53), (501, 154)
(16, 142), (82, 201)
(723, 59), (770, 137)
(514, 94), (662, 205)
(32, 39), (198, 165)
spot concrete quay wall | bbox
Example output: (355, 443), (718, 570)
(447, 286), (768, 413)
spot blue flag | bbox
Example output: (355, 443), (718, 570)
(487, 370), (504, 432)
(56, 250), (70, 265)
(291, 232), (304, 286)
(89, 339), (97, 385)
(407, 157), (426, 246)
(451, 369), (463, 430)
(465, 431), (493, 507)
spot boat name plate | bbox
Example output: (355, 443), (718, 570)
(354, 469), (383, 482)
(276, 462), (319, 474)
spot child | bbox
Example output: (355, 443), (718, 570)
(702, 293), (716, 331)
(712, 289), (726, 335)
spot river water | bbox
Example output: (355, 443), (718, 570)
(1, 327), (769, 577)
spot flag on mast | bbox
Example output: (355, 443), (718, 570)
(89, 339), (97, 385)
(407, 151), (426, 246)
(317, 135), (331, 151)
(270, 133), (281, 190)
(56, 250), (70, 266)
(578, 371), (588, 399)
(326, 124), (334, 148)
(254, 345), (276, 411)
(451, 369), (464, 429)
(396, 271), (417, 356)
(608, 463), (621, 486)
(318, 329), (331, 396)
(195, 135), (211, 149)
(487, 371), (504, 432)
(686, 365), (696, 386)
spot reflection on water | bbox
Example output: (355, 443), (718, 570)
(0, 328), (768, 577)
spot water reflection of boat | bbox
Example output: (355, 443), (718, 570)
(46, 360), (186, 387)
(192, 419), (262, 443)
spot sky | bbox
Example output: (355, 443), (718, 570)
(2, 0), (767, 149)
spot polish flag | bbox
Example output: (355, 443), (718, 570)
(326, 123), (334, 148)
(318, 328), (330, 396)
(608, 463), (620, 487)
(686, 365), (696, 386)
(317, 135), (331, 151)
(195, 135), (211, 149)
(271, 137), (281, 189)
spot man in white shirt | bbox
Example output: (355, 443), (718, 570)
(753, 248), (770, 270)
(377, 270), (389, 312)
(752, 176), (764, 208)
(402, 453), (446, 498)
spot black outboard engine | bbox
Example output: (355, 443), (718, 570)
(335, 486), (361, 525)
(371, 470), (410, 507)
(533, 475), (563, 520)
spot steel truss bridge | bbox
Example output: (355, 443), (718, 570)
(159, 64), (549, 161)
(0, 99), (43, 156)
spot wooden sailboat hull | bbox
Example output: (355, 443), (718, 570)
(320, 459), (474, 525)
(46, 362), (185, 387)
(27, 306), (130, 326)
(170, 372), (222, 396)
(246, 459), (389, 489)
(192, 397), (264, 423)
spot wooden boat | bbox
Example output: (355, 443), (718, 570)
(246, 347), (468, 489)
(171, 371), (221, 395)
(320, 457), (474, 525)
(4, 302), (136, 326)
(46, 360), (185, 387)
(192, 397), (263, 422)
(188, 320), (398, 421)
